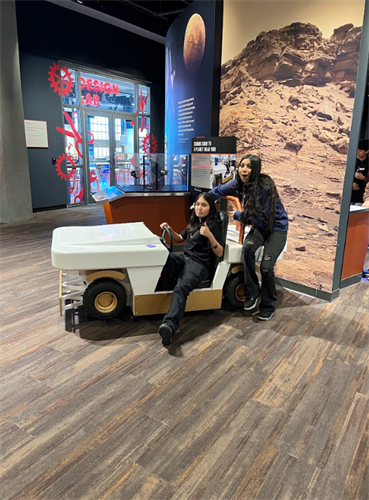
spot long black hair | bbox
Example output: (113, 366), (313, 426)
(187, 192), (218, 232)
(236, 154), (279, 231)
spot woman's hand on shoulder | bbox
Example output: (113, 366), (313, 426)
(160, 222), (171, 230)
(200, 222), (212, 238)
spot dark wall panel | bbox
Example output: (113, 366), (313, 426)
(15, 1), (165, 82)
(20, 53), (66, 209)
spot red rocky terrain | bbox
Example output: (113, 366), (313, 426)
(220, 22), (362, 290)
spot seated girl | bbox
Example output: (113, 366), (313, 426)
(156, 192), (224, 346)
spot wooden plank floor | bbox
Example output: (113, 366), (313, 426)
(1, 205), (368, 500)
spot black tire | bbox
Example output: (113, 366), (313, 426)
(222, 272), (245, 311)
(83, 279), (127, 320)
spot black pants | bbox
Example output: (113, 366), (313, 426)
(156, 253), (208, 333)
(243, 229), (287, 314)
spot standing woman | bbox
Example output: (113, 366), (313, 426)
(210, 154), (288, 320)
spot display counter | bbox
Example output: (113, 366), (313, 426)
(102, 191), (190, 237)
(91, 153), (191, 237)
(341, 205), (369, 281)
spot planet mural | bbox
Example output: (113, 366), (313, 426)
(183, 13), (206, 72)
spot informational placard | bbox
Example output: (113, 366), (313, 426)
(191, 136), (237, 189)
(24, 120), (49, 148)
(191, 154), (211, 188)
(92, 185), (125, 204)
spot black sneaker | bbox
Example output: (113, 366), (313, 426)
(257, 311), (274, 321)
(159, 323), (173, 346)
(244, 296), (259, 311)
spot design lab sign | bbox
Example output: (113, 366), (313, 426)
(80, 77), (119, 107)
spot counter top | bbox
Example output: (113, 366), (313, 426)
(93, 186), (190, 204)
(349, 205), (369, 214)
(121, 191), (190, 198)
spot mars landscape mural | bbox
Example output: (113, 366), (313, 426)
(220, 5), (364, 290)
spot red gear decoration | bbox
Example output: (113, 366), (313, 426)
(141, 133), (158, 154)
(67, 167), (77, 193)
(151, 134), (158, 154)
(48, 63), (74, 97)
(74, 187), (85, 204)
(142, 135), (150, 154)
(68, 167), (76, 181)
(55, 153), (75, 180)
(90, 170), (98, 184)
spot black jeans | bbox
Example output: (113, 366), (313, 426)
(156, 253), (209, 333)
(243, 229), (287, 314)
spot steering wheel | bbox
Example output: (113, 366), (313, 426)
(160, 226), (173, 252)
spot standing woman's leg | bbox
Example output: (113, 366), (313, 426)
(259, 231), (287, 316)
(242, 229), (264, 299)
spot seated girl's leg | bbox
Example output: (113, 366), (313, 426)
(242, 229), (264, 298)
(259, 231), (287, 313)
(163, 257), (208, 334)
(156, 253), (185, 291)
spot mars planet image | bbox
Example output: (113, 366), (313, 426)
(183, 13), (206, 72)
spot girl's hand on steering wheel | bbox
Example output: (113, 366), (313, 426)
(200, 222), (211, 238)
(160, 222), (171, 230)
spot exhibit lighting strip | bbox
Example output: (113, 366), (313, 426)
(45, 0), (166, 45)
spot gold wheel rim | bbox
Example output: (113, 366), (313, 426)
(235, 284), (245, 302)
(94, 292), (118, 313)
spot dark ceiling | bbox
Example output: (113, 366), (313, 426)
(74, 0), (194, 37)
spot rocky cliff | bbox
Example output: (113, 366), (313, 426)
(220, 23), (362, 290)
(222, 23), (361, 93)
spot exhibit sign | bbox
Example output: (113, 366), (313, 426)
(24, 120), (49, 148)
(165, 1), (217, 160)
(80, 76), (119, 107)
(191, 136), (237, 189)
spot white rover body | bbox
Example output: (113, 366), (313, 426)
(52, 215), (286, 320)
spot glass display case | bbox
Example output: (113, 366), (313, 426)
(58, 64), (190, 206)
(115, 153), (189, 192)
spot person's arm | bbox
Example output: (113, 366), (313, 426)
(199, 223), (224, 258)
(231, 209), (243, 222)
(159, 222), (184, 243)
(260, 187), (272, 224)
(355, 163), (369, 181)
(363, 183), (369, 207)
(209, 179), (238, 200)
(232, 186), (271, 225)
(355, 172), (366, 180)
(190, 180), (239, 209)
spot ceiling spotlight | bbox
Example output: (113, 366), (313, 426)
(76, 0), (83, 4)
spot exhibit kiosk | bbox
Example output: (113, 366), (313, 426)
(341, 205), (369, 281)
(92, 153), (191, 237)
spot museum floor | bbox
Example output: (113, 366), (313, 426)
(1, 205), (368, 500)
